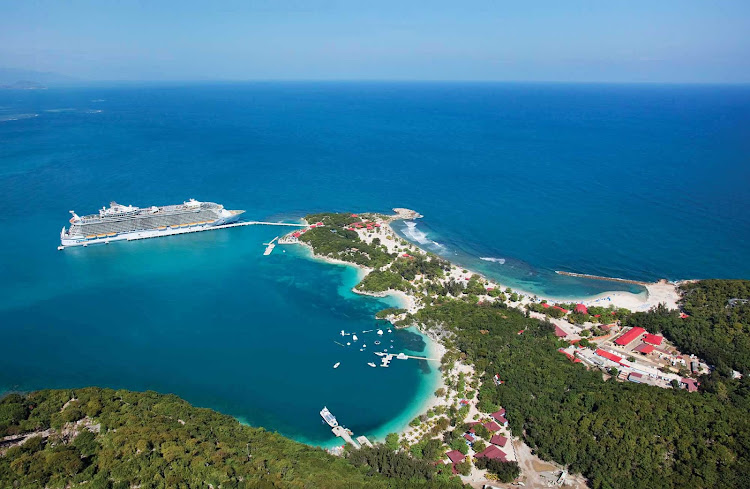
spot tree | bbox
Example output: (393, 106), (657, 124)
(384, 432), (400, 451)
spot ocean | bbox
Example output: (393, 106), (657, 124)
(1, 82), (748, 444)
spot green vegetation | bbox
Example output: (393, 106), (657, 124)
(0, 388), (461, 489)
(406, 288), (750, 489)
(357, 270), (410, 293)
(376, 308), (407, 319)
(473, 458), (519, 483)
(623, 280), (750, 374)
(299, 213), (393, 268)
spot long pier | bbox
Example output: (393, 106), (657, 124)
(555, 271), (650, 286)
(58, 220), (306, 249)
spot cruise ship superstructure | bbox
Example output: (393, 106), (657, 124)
(60, 199), (245, 247)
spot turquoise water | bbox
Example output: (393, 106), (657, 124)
(1, 82), (748, 443)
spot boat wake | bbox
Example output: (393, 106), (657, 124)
(480, 257), (506, 265)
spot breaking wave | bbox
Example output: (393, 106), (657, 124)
(401, 221), (443, 248)
(480, 257), (506, 265)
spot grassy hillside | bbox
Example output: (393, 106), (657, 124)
(0, 388), (462, 489)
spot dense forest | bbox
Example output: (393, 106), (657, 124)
(0, 388), (463, 489)
(623, 279), (750, 374)
(407, 287), (750, 489)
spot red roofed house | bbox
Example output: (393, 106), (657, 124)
(553, 305), (569, 313)
(475, 445), (507, 461)
(446, 450), (465, 464)
(574, 304), (588, 314)
(633, 343), (655, 355)
(484, 421), (503, 431)
(681, 378), (699, 393)
(489, 434), (508, 447)
(643, 334), (663, 346)
(463, 433), (476, 443)
(542, 302), (550, 309)
(490, 408), (506, 420)
(554, 325), (568, 338)
(680, 313), (689, 319)
(615, 327), (646, 346)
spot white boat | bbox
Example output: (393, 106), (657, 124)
(340, 330), (345, 336)
(367, 362), (377, 368)
(387, 329), (392, 333)
(374, 341), (380, 345)
(352, 334), (358, 342)
(362, 344), (366, 348)
(333, 362), (340, 369)
(346, 342), (351, 346)
(377, 329), (383, 335)
(320, 407), (338, 427)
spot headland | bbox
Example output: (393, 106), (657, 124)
(279, 208), (696, 487)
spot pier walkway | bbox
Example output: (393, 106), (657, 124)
(332, 426), (360, 448)
(59, 220), (306, 249)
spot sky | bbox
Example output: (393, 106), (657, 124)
(1, 0), (749, 83)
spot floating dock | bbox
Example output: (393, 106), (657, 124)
(356, 436), (373, 448)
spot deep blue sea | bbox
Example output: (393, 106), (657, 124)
(1, 82), (748, 444)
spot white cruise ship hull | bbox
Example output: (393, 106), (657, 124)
(60, 200), (245, 248)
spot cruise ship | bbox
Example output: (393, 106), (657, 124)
(60, 199), (245, 247)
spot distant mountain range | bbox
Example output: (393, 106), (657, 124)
(0, 80), (47, 90)
(0, 67), (77, 86)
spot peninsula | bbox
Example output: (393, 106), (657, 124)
(277, 209), (750, 489)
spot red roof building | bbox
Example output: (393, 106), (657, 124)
(489, 434), (508, 447)
(463, 433), (476, 442)
(553, 305), (569, 313)
(542, 303), (550, 309)
(615, 327), (646, 346)
(633, 343), (655, 354)
(475, 445), (507, 461)
(595, 348), (625, 366)
(446, 450), (466, 464)
(491, 408), (506, 419)
(574, 304), (588, 314)
(554, 325), (568, 338)
(643, 334), (663, 346)
(681, 378), (699, 393)
(484, 421), (503, 431)
(558, 348), (582, 363)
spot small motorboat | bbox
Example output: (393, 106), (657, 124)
(367, 362), (377, 368)
(333, 362), (340, 369)
(374, 341), (381, 345)
(352, 334), (358, 342)
(346, 342), (351, 346)
(377, 329), (383, 336)
(362, 344), (367, 348)
(387, 329), (392, 333)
